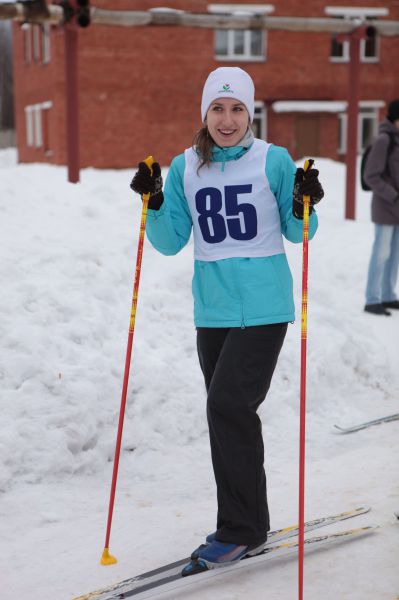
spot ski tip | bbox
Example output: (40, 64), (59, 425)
(359, 524), (379, 536)
(354, 505), (371, 514)
(332, 424), (347, 433)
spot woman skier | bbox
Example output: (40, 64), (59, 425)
(130, 66), (324, 574)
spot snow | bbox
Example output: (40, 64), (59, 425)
(208, 4), (275, 16)
(272, 101), (348, 113)
(324, 6), (389, 17)
(0, 148), (398, 600)
(272, 100), (386, 114)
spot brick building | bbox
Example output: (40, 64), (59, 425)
(12, 0), (399, 168)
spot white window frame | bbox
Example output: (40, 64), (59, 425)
(325, 7), (388, 64)
(33, 105), (42, 147)
(330, 27), (380, 64)
(32, 24), (41, 62)
(22, 23), (51, 65)
(337, 102), (383, 154)
(24, 101), (53, 149)
(22, 23), (32, 64)
(330, 31), (349, 63)
(209, 4), (273, 62)
(252, 101), (267, 140)
(25, 106), (34, 147)
(360, 28), (380, 63)
(214, 28), (266, 61)
(42, 23), (51, 64)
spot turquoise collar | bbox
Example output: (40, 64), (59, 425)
(211, 144), (252, 171)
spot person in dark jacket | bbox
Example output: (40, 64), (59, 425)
(364, 99), (399, 315)
(131, 67), (324, 573)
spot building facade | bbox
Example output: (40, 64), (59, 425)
(12, 0), (399, 168)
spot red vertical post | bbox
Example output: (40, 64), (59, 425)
(64, 23), (80, 184)
(345, 28), (363, 220)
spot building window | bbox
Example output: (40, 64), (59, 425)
(337, 104), (381, 154)
(209, 4), (274, 62)
(24, 101), (53, 152)
(326, 7), (388, 63)
(22, 24), (32, 64)
(25, 106), (34, 146)
(361, 26), (378, 62)
(330, 32), (349, 62)
(252, 102), (266, 139)
(33, 104), (42, 146)
(330, 24), (379, 63)
(42, 23), (51, 64)
(215, 29), (265, 61)
(32, 23), (41, 62)
(22, 23), (51, 65)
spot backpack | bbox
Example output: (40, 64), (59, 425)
(360, 132), (395, 191)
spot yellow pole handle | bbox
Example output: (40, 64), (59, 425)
(142, 155), (154, 203)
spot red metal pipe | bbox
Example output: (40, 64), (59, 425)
(64, 23), (80, 183)
(345, 28), (363, 220)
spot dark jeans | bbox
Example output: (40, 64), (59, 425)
(197, 323), (288, 546)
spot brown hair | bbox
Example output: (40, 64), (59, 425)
(192, 126), (214, 171)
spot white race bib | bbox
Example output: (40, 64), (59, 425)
(184, 139), (285, 261)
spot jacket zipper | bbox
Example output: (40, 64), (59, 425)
(233, 260), (245, 328)
(221, 148), (226, 172)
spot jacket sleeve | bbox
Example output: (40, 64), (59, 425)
(145, 154), (193, 255)
(266, 145), (318, 243)
(364, 134), (398, 203)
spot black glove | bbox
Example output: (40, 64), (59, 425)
(293, 167), (324, 219)
(130, 161), (164, 210)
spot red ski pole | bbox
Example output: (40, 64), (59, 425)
(100, 155), (154, 565)
(298, 158), (314, 598)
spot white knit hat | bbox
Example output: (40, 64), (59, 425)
(201, 67), (255, 123)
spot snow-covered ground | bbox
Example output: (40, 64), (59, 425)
(0, 148), (398, 600)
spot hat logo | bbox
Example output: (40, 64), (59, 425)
(217, 83), (234, 93)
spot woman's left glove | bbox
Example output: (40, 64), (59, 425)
(293, 168), (324, 219)
(130, 161), (164, 210)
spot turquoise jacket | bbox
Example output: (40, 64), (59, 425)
(145, 143), (318, 327)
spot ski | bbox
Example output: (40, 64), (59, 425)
(333, 412), (399, 434)
(74, 525), (375, 600)
(73, 506), (370, 600)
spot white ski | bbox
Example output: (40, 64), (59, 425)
(333, 412), (399, 434)
(72, 506), (371, 600)
(80, 525), (376, 600)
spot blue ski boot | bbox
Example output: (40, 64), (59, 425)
(190, 531), (216, 559)
(182, 538), (266, 577)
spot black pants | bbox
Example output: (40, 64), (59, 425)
(197, 323), (288, 546)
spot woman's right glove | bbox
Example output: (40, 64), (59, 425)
(130, 161), (164, 210)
